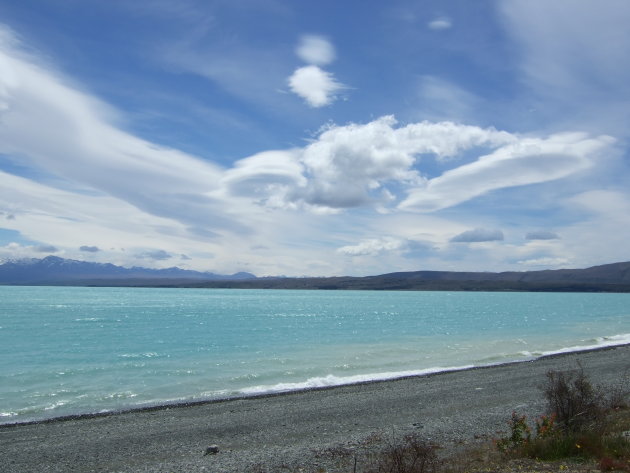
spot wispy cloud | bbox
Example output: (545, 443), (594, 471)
(498, 0), (630, 135)
(296, 35), (336, 66)
(416, 75), (479, 122)
(428, 16), (452, 31)
(0, 26), (247, 241)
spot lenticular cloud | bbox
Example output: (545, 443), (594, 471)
(223, 115), (612, 214)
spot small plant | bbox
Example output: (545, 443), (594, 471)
(543, 365), (602, 433)
(365, 433), (440, 473)
(496, 412), (531, 453)
(535, 413), (558, 439)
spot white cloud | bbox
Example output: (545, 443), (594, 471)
(400, 132), (614, 212)
(337, 237), (407, 256)
(219, 116), (615, 215)
(221, 116), (519, 210)
(287, 65), (344, 108)
(298, 117), (517, 209)
(296, 35), (335, 66)
(219, 149), (306, 208)
(450, 228), (504, 243)
(428, 17), (452, 31)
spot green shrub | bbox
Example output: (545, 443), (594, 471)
(496, 412), (531, 453)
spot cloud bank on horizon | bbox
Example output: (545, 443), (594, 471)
(0, 0), (629, 276)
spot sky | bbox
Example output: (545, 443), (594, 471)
(0, 0), (629, 277)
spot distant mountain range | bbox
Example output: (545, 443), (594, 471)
(1, 256), (630, 292)
(0, 256), (256, 285)
(187, 260), (630, 292)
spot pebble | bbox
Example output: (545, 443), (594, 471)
(204, 445), (219, 455)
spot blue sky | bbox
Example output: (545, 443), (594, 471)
(0, 0), (629, 276)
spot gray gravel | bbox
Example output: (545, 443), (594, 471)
(2, 345), (628, 472)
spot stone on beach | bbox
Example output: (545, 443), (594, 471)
(204, 444), (220, 455)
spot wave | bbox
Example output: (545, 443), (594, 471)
(237, 333), (630, 397)
(537, 333), (630, 357)
(238, 365), (476, 395)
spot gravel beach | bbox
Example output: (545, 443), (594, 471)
(2, 345), (629, 473)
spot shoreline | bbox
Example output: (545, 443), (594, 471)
(3, 344), (629, 472)
(3, 341), (628, 429)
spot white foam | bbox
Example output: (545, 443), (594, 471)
(537, 333), (630, 357)
(237, 333), (630, 397)
(238, 365), (475, 395)
(118, 352), (161, 359)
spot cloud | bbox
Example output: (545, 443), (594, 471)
(517, 257), (569, 267)
(136, 249), (172, 261)
(287, 65), (344, 108)
(79, 245), (100, 252)
(298, 117), (518, 209)
(288, 35), (346, 108)
(500, 1), (630, 94)
(223, 116), (509, 209)
(498, 1), (630, 135)
(555, 190), (630, 268)
(416, 76), (479, 121)
(1, 22), (624, 276)
(525, 231), (559, 240)
(337, 237), (407, 256)
(428, 17), (452, 30)
(220, 149), (306, 207)
(0, 25), (250, 239)
(450, 228), (504, 243)
(400, 132), (614, 212)
(34, 244), (58, 253)
(219, 115), (615, 215)
(0, 168), (224, 270)
(296, 35), (335, 66)
(337, 236), (433, 258)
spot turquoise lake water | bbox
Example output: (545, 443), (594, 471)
(1, 286), (629, 424)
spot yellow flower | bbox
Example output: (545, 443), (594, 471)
(576, 443), (581, 449)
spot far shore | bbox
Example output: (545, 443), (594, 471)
(3, 343), (629, 472)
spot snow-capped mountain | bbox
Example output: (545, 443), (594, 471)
(0, 256), (256, 284)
